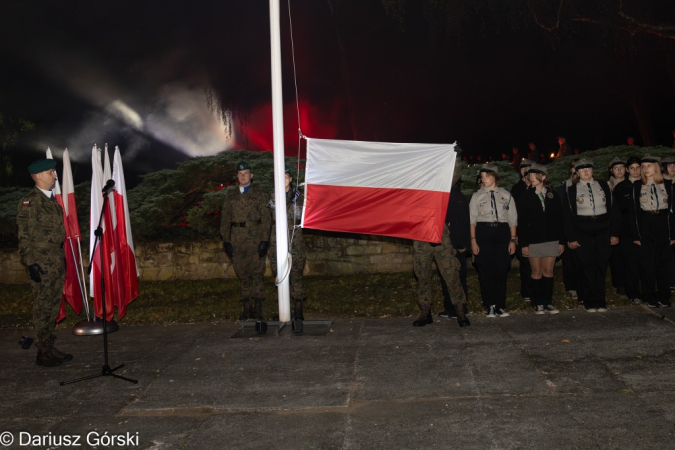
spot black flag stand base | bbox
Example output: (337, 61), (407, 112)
(61, 180), (137, 386)
(60, 362), (137, 386)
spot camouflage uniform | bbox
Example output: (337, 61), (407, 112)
(17, 187), (66, 345)
(220, 185), (271, 303)
(413, 225), (466, 317)
(269, 188), (306, 301)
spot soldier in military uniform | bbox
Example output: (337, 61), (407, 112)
(221, 161), (271, 320)
(269, 166), (307, 320)
(413, 161), (469, 328)
(17, 159), (73, 367)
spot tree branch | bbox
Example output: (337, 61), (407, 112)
(527, 0), (564, 33)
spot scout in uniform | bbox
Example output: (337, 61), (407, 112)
(628, 155), (674, 308)
(515, 163), (565, 315)
(563, 159), (620, 312)
(17, 158), (73, 367)
(607, 157), (627, 296)
(469, 163), (518, 317)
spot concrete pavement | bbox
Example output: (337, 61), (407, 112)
(2, 306), (675, 449)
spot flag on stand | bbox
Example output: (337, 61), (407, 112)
(45, 148), (84, 321)
(302, 138), (457, 243)
(90, 145), (126, 321)
(112, 146), (139, 312)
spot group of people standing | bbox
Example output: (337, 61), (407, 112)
(417, 153), (675, 329)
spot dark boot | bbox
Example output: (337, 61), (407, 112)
(253, 299), (264, 320)
(35, 341), (62, 367)
(48, 335), (72, 362)
(293, 298), (305, 321)
(456, 303), (470, 327)
(413, 306), (433, 327)
(240, 301), (252, 321)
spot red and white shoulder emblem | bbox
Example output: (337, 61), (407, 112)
(22, 201), (31, 206)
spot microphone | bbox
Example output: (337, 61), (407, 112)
(102, 179), (115, 194)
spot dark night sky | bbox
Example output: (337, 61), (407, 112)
(1, 0), (674, 186)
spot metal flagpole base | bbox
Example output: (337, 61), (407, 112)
(72, 318), (119, 336)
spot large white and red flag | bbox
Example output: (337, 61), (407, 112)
(112, 146), (139, 312)
(302, 138), (457, 243)
(45, 148), (84, 321)
(90, 145), (125, 321)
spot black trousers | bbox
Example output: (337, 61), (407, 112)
(609, 244), (625, 289)
(619, 235), (642, 301)
(561, 246), (581, 292)
(474, 223), (511, 310)
(515, 246), (532, 299)
(441, 251), (468, 312)
(637, 213), (673, 304)
(573, 220), (611, 309)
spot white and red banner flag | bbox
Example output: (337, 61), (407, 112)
(302, 138), (457, 243)
(112, 146), (139, 311)
(90, 145), (126, 321)
(46, 148), (84, 321)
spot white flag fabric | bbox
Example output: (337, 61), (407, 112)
(90, 145), (125, 320)
(112, 146), (139, 312)
(302, 138), (457, 243)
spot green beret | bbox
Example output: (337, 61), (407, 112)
(236, 161), (251, 172)
(28, 159), (56, 175)
(285, 165), (291, 174)
(519, 159), (534, 168)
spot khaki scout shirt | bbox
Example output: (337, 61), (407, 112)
(639, 182), (669, 211)
(576, 180), (608, 216)
(469, 186), (518, 226)
(16, 186), (66, 267)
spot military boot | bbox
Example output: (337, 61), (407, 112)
(293, 298), (305, 321)
(456, 304), (470, 328)
(240, 301), (252, 321)
(48, 335), (73, 362)
(412, 306), (433, 327)
(253, 299), (264, 321)
(35, 341), (62, 367)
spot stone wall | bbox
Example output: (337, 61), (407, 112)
(0, 232), (414, 284)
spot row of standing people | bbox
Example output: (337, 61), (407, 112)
(464, 155), (674, 323)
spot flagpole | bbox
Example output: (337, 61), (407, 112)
(270, 0), (291, 323)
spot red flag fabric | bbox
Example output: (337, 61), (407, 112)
(302, 138), (457, 243)
(90, 145), (126, 321)
(46, 148), (83, 321)
(112, 146), (139, 312)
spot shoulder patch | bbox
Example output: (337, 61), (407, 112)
(22, 201), (31, 206)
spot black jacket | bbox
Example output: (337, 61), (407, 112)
(446, 181), (470, 250)
(511, 179), (528, 200)
(563, 180), (621, 242)
(613, 179), (637, 239)
(516, 186), (565, 247)
(627, 179), (675, 241)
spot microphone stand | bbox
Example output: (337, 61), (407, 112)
(61, 182), (137, 386)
